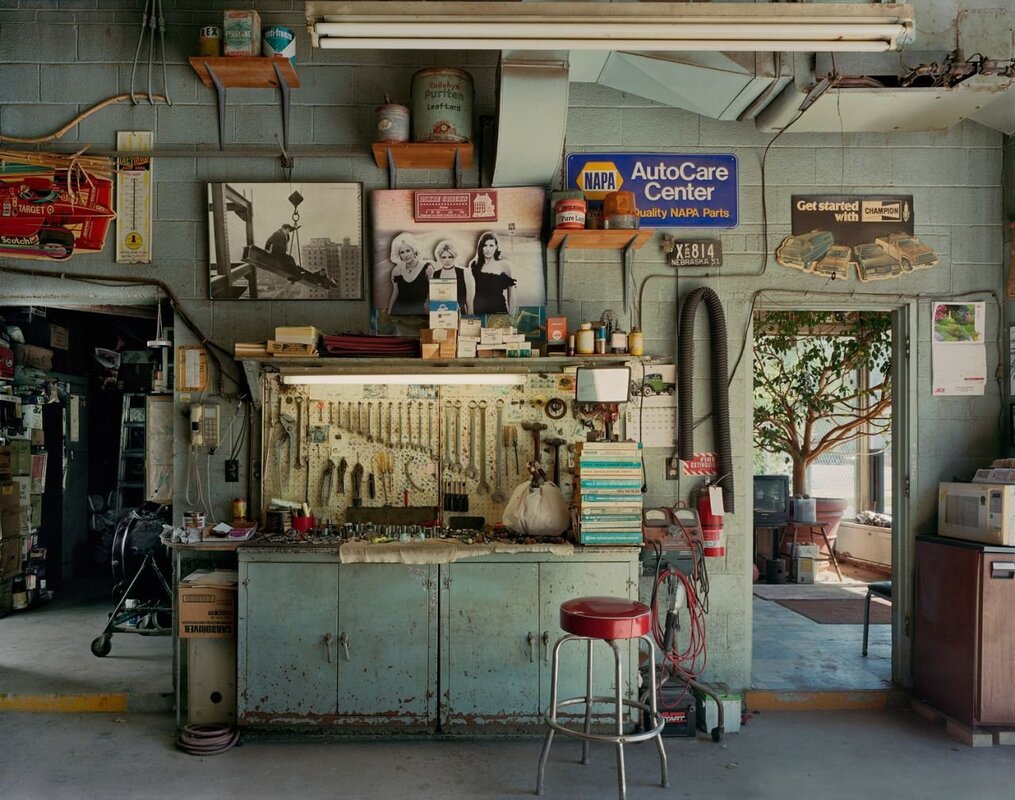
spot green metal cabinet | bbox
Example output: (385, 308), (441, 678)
(238, 550), (437, 730)
(440, 551), (639, 732)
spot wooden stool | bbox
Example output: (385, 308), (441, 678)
(536, 597), (668, 800)
(778, 522), (843, 581)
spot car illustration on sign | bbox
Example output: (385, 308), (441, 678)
(813, 244), (852, 280)
(873, 232), (938, 272)
(854, 242), (902, 281)
(775, 229), (835, 271)
(638, 372), (676, 397)
(0, 170), (115, 260)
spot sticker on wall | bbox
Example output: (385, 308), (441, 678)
(776, 194), (938, 282)
(207, 182), (363, 300)
(370, 187), (546, 336)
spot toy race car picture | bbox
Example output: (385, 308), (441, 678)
(0, 168), (115, 261)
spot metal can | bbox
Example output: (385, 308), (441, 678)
(629, 327), (644, 356)
(576, 323), (595, 355)
(554, 198), (587, 230)
(262, 25), (296, 62)
(411, 67), (473, 143)
(232, 497), (248, 522)
(376, 102), (410, 143)
(199, 26), (222, 57)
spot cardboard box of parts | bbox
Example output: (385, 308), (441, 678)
(178, 569), (238, 638)
(420, 328), (457, 359)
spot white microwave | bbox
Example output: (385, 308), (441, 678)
(938, 482), (1015, 546)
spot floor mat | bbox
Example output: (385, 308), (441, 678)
(753, 583), (867, 600)
(775, 598), (891, 624)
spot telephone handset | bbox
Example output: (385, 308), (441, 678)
(190, 403), (220, 448)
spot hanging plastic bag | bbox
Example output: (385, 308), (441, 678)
(502, 480), (570, 537)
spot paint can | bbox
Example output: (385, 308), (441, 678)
(231, 497), (248, 522)
(554, 198), (587, 230)
(199, 26), (222, 57)
(183, 510), (206, 538)
(376, 99), (410, 143)
(411, 67), (473, 143)
(262, 25), (296, 62)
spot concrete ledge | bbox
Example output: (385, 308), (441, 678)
(0, 692), (173, 713)
(745, 689), (907, 712)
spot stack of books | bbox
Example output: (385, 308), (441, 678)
(267, 326), (321, 358)
(574, 441), (644, 545)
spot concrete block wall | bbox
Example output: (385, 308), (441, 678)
(0, 2), (1010, 689)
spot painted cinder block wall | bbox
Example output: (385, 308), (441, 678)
(0, 2), (1010, 688)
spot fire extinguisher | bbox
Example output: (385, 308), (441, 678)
(694, 483), (725, 557)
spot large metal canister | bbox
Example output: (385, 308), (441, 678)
(411, 67), (474, 143)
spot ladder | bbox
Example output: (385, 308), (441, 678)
(114, 393), (147, 516)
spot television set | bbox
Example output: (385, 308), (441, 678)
(754, 475), (790, 527)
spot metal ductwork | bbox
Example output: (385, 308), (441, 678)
(491, 55), (570, 187)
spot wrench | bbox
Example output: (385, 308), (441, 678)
(294, 397), (305, 469)
(491, 399), (506, 503)
(465, 401), (479, 480)
(427, 401), (434, 458)
(476, 400), (489, 494)
(454, 400), (464, 472)
(416, 401), (423, 451)
(386, 401), (393, 447)
(396, 401), (404, 447)
(337, 457), (347, 493)
(407, 400), (413, 449)
(279, 408), (297, 472)
(357, 401), (363, 437)
(443, 402), (454, 471)
(366, 401), (373, 443)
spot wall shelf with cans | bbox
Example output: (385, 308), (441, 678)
(547, 229), (653, 316)
(371, 142), (474, 189)
(188, 56), (300, 153)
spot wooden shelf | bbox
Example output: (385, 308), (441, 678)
(547, 229), (652, 251)
(371, 142), (474, 170)
(189, 56), (300, 89)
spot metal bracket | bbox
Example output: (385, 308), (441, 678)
(206, 64), (227, 151)
(205, 62), (293, 154)
(622, 234), (639, 317)
(383, 145), (463, 190)
(273, 61), (293, 166)
(555, 234), (570, 314)
(386, 147), (398, 190)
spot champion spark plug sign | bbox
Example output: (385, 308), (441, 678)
(566, 153), (739, 228)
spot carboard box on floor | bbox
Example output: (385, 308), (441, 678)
(693, 685), (741, 734)
(178, 569), (238, 638)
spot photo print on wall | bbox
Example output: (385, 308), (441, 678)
(370, 187), (546, 337)
(207, 182), (363, 300)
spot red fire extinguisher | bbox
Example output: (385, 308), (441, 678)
(695, 483), (725, 557)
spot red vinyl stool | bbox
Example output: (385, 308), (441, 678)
(536, 597), (668, 800)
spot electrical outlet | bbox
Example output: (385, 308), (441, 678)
(225, 459), (239, 482)
(665, 457), (680, 480)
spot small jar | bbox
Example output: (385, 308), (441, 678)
(199, 26), (222, 57)
(575, 323), (595, 355)
(629, 327), (644, 356)
(610, 330), (628, 354)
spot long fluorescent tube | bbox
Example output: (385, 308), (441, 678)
(308, 2), (915, 53)
(282, 373), (528, 386)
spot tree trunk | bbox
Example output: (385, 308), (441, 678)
(792, 459), (807, 496)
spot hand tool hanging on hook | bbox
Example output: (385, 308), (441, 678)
(521, 420), (547, 466)
(466, 401), (479, 481)
(492, 400), (506, 503)
(544, 437), (566, 486)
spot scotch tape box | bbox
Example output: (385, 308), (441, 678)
(430, 310), (459, 330)
(428, 278), (458, 303)
(480, 328), (504, 345)
(458, 317), (482, 338)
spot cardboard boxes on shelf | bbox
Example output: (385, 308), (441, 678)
(178, 569), (238, 638)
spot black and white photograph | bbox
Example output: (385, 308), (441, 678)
(207, 182), (363, 300)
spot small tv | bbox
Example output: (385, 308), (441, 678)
(754, 475), (790, 527)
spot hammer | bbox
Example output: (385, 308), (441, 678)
(543, 436), (566, 485)
(521, 420), (548, 466)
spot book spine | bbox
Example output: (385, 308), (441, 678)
(579, 479), (643, 489)
(579, 531), (644, 544)
(579, 493), (644, 503)
(575, 460), (643, 469)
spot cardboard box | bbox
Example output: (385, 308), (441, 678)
(458, 317), (482, 338)
(1, 537), (21, 577)
(794, 556), (816, 584)
(49, 324), (69, 351)
(31, 429), (44, 447)
(428, 278), (458, 303)
(21, 406), (43, 431)
(456, 339), (478, 358)
(421, 329), (458, 357)
(421, 343), (441, 360)
(480, 328), (504, 345)
(10, 440), (30, 475)
(0, 447), (10, 481)
(13, 344), (53, 372)
(429, 310), (459, 330)
(266, 340), (317, 356)
(223, 9), (261, 56)
(546, 316), (568, 345)
(29, 495), (41, 529)
(30, 452), (47, 494)
(0, 483), (22, 540)
(178, 570), (238, 638)
(13, 476), (30, 506)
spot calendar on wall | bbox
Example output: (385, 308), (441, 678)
(626, 364), (677, 449)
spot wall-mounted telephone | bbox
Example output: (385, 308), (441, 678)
(190, 403), (220, 448)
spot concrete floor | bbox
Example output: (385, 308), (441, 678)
(1, 708), (1013, 800)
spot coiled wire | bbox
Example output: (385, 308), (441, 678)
(176, 723), (239, 756)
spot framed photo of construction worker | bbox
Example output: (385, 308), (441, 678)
(206, 182), (363, 300)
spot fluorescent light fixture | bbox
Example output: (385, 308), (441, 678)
(308, 2), (915, 52)
(282, 372), (528, 386)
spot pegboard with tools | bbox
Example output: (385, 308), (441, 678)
(260, 371), (617, 527)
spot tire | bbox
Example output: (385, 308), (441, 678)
(901, 257), (912, 272)
(666, 386), (675, 396)
(38, 228), (75, 260)
(642, 385), (654, 397)
(91, 635), (112, 657)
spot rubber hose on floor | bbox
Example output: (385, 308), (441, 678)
(677, 287), (734, 512)
(176, 723), (240, 756)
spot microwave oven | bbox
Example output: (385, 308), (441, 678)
(937, 482), (1015, 546)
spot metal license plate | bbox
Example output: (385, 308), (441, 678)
(666, 239), (722, 268)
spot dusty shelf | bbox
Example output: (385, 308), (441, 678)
(189, 56), (300, 89)
(547, 229), (652, 251)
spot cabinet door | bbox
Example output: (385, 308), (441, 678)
(238, 560), (338, 725)
(442, 561), (540, 727)
(338, 564), (436, 728)
(977, 555), (1015, 724)
(539, 561), (637, 716)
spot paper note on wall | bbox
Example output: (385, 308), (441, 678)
(69, 395), (80, 443)
(932, 302), (986, 396)
(624, 364), (677, 447)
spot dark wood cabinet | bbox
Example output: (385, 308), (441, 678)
(913, 536), (1015, 726)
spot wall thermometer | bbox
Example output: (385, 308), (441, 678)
(116, 130), (153, 264)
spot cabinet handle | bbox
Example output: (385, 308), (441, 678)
(323, 632), (333, 664)
(339, 631), (350, 661)
(542, 631), (551, 664)
(527, 632), (536, 663)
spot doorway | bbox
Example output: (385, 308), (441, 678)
(750, 306), (906, 693)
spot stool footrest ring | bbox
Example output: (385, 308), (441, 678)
(544, 696), (665, 743)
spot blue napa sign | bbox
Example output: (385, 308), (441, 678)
(565, 153), (739, 228)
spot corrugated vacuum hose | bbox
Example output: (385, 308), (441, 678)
(677, 287), (734, 512)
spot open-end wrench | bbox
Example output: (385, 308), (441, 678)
(397, 401), (404, 447)
(386, 401), (393, 447)
(443, 402), (454, 471)
(465, 401), (479, 480)
(416, 401), (423, 451)
(491, 399), (506, 503)
(427, 401), (434, 458)
(476, 400), (489, 495)
(279, 407), (297, 472)
(295, 397), (305, 469)
(407, 400), (413, 449)
(377, 400), (383, 443)
(366, 401), (373, 443)
(454, 400), (464, 472)
(357, 401), (363, 437)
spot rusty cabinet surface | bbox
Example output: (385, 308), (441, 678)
(440, 551), (638, 732)
(238, 548), (637, 733)
(238, 550), (437, 730)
